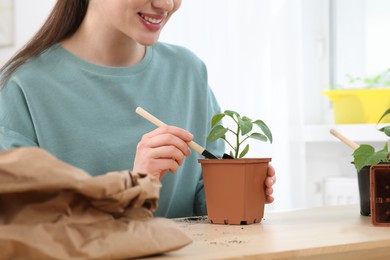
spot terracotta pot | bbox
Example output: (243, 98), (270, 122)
(198, 158), (271, 225)
(370, 164), (390, 226)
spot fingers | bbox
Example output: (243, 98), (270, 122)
(134, 153), (182, 180)
(267, 164), (276, 182)
(141, 157), (180, 177)
(264, 166), (275, 189)
(144, 125), (194, 142)
(138, 145), (186, 165)
(139, 125), (193, 155)
(265, 163), (276, 204)
(265, 195), (275, 204)
(140, 133), (191, 157)
(264, 176), (274, 188)
(265, 186), (273, 195)
(133, 125), (194, 179)
(265, 185), (274, 204)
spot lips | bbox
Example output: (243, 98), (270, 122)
(139, 13), (163, 24)
(138, 13), (164, 31)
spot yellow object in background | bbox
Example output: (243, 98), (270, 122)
(322, 88), (390, 124)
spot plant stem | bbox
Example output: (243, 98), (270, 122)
(223, 137), (235, 151)
(235, 124), (241, 158)
(239, 135), (250, 146)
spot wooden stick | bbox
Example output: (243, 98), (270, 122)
(330, 128), (360, 150)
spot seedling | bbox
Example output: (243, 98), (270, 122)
(206, 110), (272, 159)
(353, 108), (390, 172)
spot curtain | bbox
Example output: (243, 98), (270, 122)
(161, 0), (306, 210)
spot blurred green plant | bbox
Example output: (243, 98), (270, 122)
(331, 68), (390, 89)
(353, 108), (390, 172)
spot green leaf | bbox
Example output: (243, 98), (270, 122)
(253, 120), (273, 143)
(385, 127), (390, 137)
(238, 117), (253, 135)
(242, 116), (252, 121)
(353, 145), (375, 172)
(377, 125), (390, 137)
(207, 125), (228, 143)
(353, 144), (389, 172)
(239, 144), (249, 158)
(249, 132), (268, 142)
(224, 110), (239, 118)
(377, 108), (390, 124)
(211, 113), (225, 127)
(368, 149), (389, 165)
(377, 108), (390, 137)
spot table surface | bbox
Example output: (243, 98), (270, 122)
(147, 205), (390, 260)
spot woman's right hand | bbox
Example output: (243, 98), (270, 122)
(132, 126), (193, 179)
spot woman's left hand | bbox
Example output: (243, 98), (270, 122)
(264, 164), (276, 204)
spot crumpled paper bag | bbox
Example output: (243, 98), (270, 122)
(0, 147), (192, 259)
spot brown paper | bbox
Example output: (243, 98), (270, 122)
(0, 147), (192, 259)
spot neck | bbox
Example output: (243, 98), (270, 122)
(61, 10), (146, 67)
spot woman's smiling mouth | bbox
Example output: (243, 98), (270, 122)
(138, 13), (165, 32)
(139, 13), (163, 24)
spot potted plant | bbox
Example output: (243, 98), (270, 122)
(352, 108), (390, 216)
(198, 110), (272, 225)
(322, 68), (390, 124)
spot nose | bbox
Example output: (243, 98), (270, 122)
(152, 0), (174, 11)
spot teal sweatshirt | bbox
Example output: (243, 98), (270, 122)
(0, 42), (224, 218)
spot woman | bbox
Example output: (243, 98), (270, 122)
(0, 0), (275, 218)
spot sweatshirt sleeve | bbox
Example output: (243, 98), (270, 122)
(0, 80), (38, 149)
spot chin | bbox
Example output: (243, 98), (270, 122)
(143, 39), (160, 46)
(141, 41), (158, 46)
(137, 33), (161, 46)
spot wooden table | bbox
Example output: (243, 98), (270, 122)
(148, 205), (390, 259)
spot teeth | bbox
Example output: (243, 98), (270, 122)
(140, 14), (162, 24)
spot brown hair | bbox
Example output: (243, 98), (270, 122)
(0, 0), (89, 87)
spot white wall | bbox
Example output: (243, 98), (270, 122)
(11, 0), (379, 213)
(0, 0), (307, 211)
(332, 0), (390, 86)
(0, 0), (56, 65)
(366, 0), (390, 75)
(161, 0), (306, 210)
